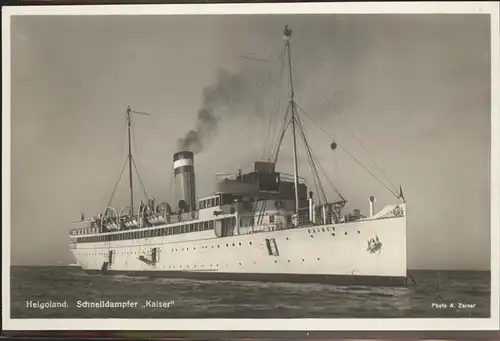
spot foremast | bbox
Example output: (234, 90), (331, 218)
(269, 25), (404, 222)
(284, 26), (301, 215)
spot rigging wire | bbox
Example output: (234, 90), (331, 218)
(269, 47), (287, 158)
(289, 45), (400, 196)
(103, 118), (128, 208)
(296, 104), (400, 198)
(262, 44), (286, 160)
(334, 149), (341, 194)
(323, 95), (399, 193)
(295, 114), (334, 204)
(131, 157), (149, 200)
(308, 139), (346, 202)
(130, 123), (150, 201)
(271, 105), (292, 164)
(300, 125), (324, 206)
(106, 158), (128, 208)
(299, 117), (345, 202)
(296, 116), (328, 203)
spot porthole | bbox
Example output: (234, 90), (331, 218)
(332, 233), (335, 236)
(317, 257), (320, 260)
(249, 241), (252, 245)
(218, 245), (220, 248)
(302, 258), (305, 262)
(274, 260), (278, 263)
(239, 242), (241, 246)
(288, 260), (291, 263)
(286, 237), (289, 240)
(232, 243), (235, 247)
(345, 232), (348, 235)
(226, 244), (229, 247)
(310, 235), (314, 238)
(239, 262), (242, 266)
(358, 231), (360, 234)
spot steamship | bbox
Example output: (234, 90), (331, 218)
(69, 26), (408, 286)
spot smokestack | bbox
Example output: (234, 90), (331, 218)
(369, 196), (376, 217)
(173, 151), (196, 212)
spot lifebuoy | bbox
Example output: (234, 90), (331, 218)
(392, 206), (403, 217)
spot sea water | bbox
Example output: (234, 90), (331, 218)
(10, 266), (490, 318)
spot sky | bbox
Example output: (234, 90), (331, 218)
(9, 14), (492, 269)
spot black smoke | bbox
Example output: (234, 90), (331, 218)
(177, 68), (267, 154)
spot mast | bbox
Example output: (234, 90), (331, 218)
(284, 25), (300, 215)
(126, 106), (134, 215)
(104, 105), (149, 218)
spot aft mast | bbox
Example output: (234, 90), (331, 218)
(284, 25), (300, 215)
(125, 105), (150, 216)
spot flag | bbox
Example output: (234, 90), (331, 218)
(284, 25), (293, 39)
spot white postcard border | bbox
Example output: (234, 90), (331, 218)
(2, 1), (499, 331)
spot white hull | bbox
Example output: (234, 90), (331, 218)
(71, 204), (407, 285)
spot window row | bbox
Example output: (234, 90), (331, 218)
(199, 196), (220, 209)
(199, 194), (235, 209)
(76, 220), (216, 243)
(171, 240), (253, 252)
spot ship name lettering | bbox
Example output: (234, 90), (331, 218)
(144, 300), (174, 308)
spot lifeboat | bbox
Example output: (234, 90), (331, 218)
(149, 214), (168, 226)
(124, 218), (139, 229)
(105, 221), (120, 231)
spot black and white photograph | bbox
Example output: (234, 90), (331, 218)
(2, 2), (499, 331)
